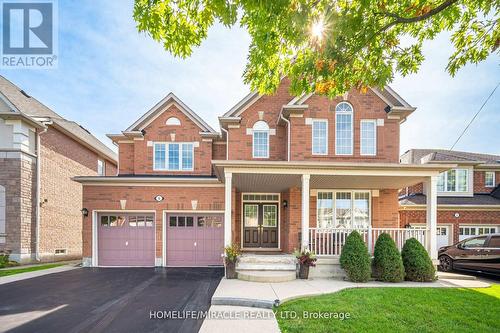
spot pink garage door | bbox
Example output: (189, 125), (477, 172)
(167, 214), (224, 266)
(98, 213), (155, 267)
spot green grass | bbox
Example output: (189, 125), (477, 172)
(0, 263), (65, 277)
(276, 285), (500, 333)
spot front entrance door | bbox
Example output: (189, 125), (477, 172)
(243, 203), (278, 248)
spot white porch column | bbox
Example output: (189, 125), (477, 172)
(301, 174), (310, 249)
(426, 175), (438, 260)
(224, 172), (232, 246)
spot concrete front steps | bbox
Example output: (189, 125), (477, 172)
(236, 254), (297, 283)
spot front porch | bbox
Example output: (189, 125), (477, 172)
(214, 160), (455, 263)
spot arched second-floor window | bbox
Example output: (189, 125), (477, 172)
(335, 102), (353, 155)
(252, 121), (269, 158)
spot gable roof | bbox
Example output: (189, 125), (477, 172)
(126, 92), (217, 133)
(401, 149), (500, 166)
(0, 75), (117, 163)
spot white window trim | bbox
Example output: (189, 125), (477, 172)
(437, 168), (470, 193)
(97, 159), (105, 176)
(153, 142), (194, 171)
(360, 119), (377, 156)
(335, 102), (354, 156)
(252, 130), (270, 159)
(316, 190), (371, 229)
(311, 119), (328, 155)
(485, 171), (496, 187)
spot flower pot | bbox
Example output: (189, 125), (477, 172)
(225, 260), (237, 279)
(298, 264), (310, 279)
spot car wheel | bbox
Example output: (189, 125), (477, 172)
(439, 255), (453, 272)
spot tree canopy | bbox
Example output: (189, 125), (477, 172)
(134, 0), (499, 96)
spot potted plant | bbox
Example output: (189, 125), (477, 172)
(294, 248), (317, 279)
(223, 243), (240, 279)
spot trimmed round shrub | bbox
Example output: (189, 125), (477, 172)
(339, 231), (371, 282)
(401, 238), (436, 282)
(373, 233), (404, 282)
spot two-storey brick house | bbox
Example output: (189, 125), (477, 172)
(76, 79), (451, 277)
(399, 149), (500, 249)
(0, 75), (117, 263)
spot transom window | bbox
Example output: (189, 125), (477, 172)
(312, 119), (328, 155)
(100, 214), (153, 227)
(317, 191), (370, 228)
(252, 121), (269, 158)
(335, 102), (353, 155)
(485, 171), (495, 187)
(242, 194), (279, 202)
(437, 169), (468, 192)
(360, 120), (377, 156)
(154, 142), (194, 171)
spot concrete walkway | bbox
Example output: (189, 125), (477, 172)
(201, 275), (493, 332)
(211, 276), (492, 309)
(0, 264), (80, 285)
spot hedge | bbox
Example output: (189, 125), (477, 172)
(401, 238), (436, 282)
(372, 233), (405, 282)
(339, 231), (371, 282)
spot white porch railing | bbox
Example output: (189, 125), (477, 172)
(308, 227), (428, 256)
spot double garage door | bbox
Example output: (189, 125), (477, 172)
(97, 212), (223, 267)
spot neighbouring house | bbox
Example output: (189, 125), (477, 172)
(399, 149), (500, 249)
(0, 75), (117, 263)
(74, 78), (452, 278)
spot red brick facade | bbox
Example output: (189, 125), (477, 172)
(80, 80), (414, 265)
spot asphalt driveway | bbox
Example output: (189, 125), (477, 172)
(0, 267), (223, 333)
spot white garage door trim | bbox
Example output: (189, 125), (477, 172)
(92, 209), (157, 267)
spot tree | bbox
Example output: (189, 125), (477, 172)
(134, 0), (499, 97)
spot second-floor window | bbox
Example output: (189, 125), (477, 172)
(437, 169), (468, 192)
(312, 119), (328, 155)
(97, 159), (105, 176)
(252, 121), (269, 158)
(360, 120), (377, 156)
(154, 142), (194, 171)
(485, 171), (495, 187)
(335, 102), (353, 155)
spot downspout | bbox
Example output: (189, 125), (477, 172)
(35, 121), (50, 262)
(279, 112), (291, 161)
(220, 127), (229, 160)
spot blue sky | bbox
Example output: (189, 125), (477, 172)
(3, 0), (499, 155)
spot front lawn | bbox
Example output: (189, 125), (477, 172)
(276, 286), (500, 333)
(0, 263), (65, 277)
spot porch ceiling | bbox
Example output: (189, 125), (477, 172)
(214, 160), (457, 192)
(231, 173), (429, 192)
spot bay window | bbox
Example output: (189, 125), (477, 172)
(437, 169), (468, 192)
(154, 142), (194, 171)
(316, 190), (370, 228)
